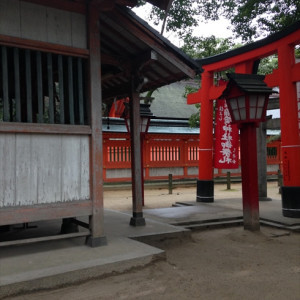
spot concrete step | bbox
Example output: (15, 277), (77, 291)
(172, 202), (195, 207)
(181, 219), (244, 230)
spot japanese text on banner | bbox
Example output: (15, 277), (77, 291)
(214, 99), (239, 169)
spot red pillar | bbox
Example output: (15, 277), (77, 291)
(197, 70), (214, 202)
(278, 44), (300, 218)
(240, 123), (260, 230)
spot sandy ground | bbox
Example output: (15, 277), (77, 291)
(104, 181), (281, 211)
(9, 182), (300, 300)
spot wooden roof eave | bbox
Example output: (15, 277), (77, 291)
(23, 0), (172, 14)
(108, 8), (198, 78)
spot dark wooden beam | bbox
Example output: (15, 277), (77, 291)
(86, 2), (107, 247)
(91, 0), (137, 10)
(0, 123), (91, 135)
(0, 34), (89, 58)
(129, 74), (145, 226)
(23, 0), (86, 14)
(0, 201), (92, 226)
(147, 0), (173, 10)
(116, 0), (138, 7)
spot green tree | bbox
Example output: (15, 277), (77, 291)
(181, 35), (236, 59)
(143, 0), (300, 42)
(179, 36), (235, 127)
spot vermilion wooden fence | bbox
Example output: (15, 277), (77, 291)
(103, 132), (281, 183)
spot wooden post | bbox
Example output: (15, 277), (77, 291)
(129, 74), (145, 226)
(257, 121), (270, 201)
(226, 172), (231, 190)
(168, 174), (173, 194)
(86, 3), (107, 247)
(240, 124), (260, 231)
(278, 169), (283, 194)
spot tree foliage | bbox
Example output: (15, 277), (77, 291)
(146, 0), (300, 42)
(181, 35), (236, 59)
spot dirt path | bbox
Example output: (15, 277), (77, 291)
(9, 182), (300, 300)
(10, 227), (300, 300)
(104, 181), (281, 211)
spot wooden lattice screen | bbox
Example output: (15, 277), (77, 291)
(0, 45), (87, 125)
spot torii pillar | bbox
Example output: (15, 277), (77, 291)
(188, 70), (216, 202)
(187, 61), (259, 203)
(277, 44), (300, 217)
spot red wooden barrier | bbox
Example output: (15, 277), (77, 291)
(103, 132), (281, 183)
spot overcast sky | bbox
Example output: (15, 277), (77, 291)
(133, 4), (280, 118)
(133, 4), (234, 48)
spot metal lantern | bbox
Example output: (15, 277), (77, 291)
(223, 73), (273, 126)
(218, 73), (275, 231)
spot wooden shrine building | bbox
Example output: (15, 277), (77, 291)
(0, 0), (199, 246)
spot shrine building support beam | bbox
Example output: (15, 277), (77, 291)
(86, 3), (107, 247)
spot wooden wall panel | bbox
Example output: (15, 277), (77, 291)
(80, 137), (90, 199)
(15, 135), (37, 206)
(62, 136), (81, 201)
(71, 12), (87, 49)
(0, 0), (87, 49)
(0, 0), (21, 37)
(34, 135), (62, 203)
(20, 1), (47, 42)
(47, 7), (72, 47)
(0, 134), (90, 207)
(0, 134), (16, 207)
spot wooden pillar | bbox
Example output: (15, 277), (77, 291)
(129, 75), (146, 226)
(278, 44), (300, 218)
(240, 123), (260, 231)
(197, 70), (214, 202)
(86, 3), (107, 246)
(257, 121), (271, 201)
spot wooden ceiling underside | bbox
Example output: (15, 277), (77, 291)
(24, 0), (172, 13)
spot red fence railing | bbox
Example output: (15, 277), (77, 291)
(103, 132), (281, 183)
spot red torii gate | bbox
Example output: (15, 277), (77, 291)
(187, 21), (300, 217)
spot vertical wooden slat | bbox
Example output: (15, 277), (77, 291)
(25, 49), (33, 123)
(58, 55), (65, 124)
(77, 57), (84, 125)
(68, 56), (75, 124)
(47, 53), (54, 123)
(14, 48), (21, 122)
(36, 51), (43, 123)
(2, 46), (9, 122)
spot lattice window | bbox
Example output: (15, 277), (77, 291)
(150, 146), (180, 162)
(187, 146), (199, 161)
(107, 146), (131, 163)
(0, 45), (87, 125)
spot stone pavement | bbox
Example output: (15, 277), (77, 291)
(1, 185), (299, 299)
